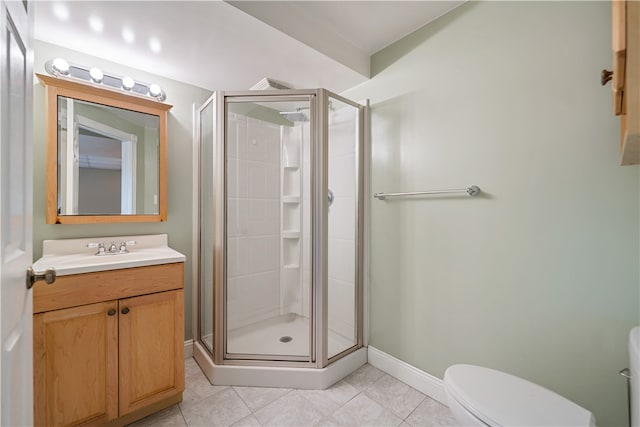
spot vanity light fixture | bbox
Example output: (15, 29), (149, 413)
(44, 57), (167, 101)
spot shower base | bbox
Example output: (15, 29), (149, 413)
(195, 314), (366, 389)
(225, 314), (353, 358)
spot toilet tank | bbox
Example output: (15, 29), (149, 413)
(631, 326), (640, 427)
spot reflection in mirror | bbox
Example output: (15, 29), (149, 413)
(57, 97), (160, 216)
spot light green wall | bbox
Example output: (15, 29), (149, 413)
(33, 40), (212, 340)
(344, 2), (639, 426)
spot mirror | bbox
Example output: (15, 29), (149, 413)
(38, 74), (172, 224)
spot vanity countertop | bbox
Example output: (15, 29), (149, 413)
(32, 234), (185, 276)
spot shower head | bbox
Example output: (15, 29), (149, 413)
(279, 112), (308, 122)
(279, 108), (309, 122)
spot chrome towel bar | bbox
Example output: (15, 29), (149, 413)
(373, 186), (481, 200)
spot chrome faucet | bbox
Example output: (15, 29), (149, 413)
(86, 242), (107, 255)
(86, 240), (136, 256)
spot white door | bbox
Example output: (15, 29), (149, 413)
(0, 0), (33, 425)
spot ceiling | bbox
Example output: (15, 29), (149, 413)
(34, 1), (464, 93)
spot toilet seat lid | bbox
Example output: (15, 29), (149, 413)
(444, 364), (595, 427)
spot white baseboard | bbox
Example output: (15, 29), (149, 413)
(367, 346), (447, 405)
(184, 339), (194, 359)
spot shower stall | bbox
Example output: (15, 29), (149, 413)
(194, 89), (367, 388)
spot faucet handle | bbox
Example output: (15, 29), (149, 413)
(119, 240), (136, 253)
(87, 242), (106, 255)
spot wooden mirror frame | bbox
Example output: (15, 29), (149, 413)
(37, 73), (172, 224)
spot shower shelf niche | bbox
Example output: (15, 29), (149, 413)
(281, 126), (303, 317)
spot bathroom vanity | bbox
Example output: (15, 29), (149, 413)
(31, 235), (185, 426)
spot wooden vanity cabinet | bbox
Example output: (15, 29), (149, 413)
(33, 263), (185, 427)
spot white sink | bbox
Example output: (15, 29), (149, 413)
(32, 234), (185, 276)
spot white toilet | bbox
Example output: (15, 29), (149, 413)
(444, 364), (595, 426)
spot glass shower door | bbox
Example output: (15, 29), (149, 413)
(199, 95), (216, 354)
(225, 96), (313, 361)
(326, 94), (362, 360)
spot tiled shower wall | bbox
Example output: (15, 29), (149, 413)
(226, 113), (281, 331)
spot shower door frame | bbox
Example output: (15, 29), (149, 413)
(322, 90), (365, 366)
(200, 89), (365, 369)
(220, 92), (318, 365)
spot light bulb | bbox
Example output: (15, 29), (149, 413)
(89, 67), (103, 83)
(149, 84), (162, 97)
(51, 58), (70, 75)
(122, 76), (135, 90)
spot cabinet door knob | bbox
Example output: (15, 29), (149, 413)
(121, 307), (130, 315)
(601, 69), (613, 85)
(107, 308), (116, 316)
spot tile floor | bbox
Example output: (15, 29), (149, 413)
(129, 358), (458, 427)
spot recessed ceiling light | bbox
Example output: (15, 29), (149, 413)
(88, 16), (103, 33)
(52, 3), (69, 21)
(122, 27), (135, 44)
(149, 37), (162, 53)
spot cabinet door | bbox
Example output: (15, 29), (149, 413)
(118, 290), (184, 415)
(33, 301), (118, 426)
(612, 0), (626, 115)
(622, 0), (640, 165)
